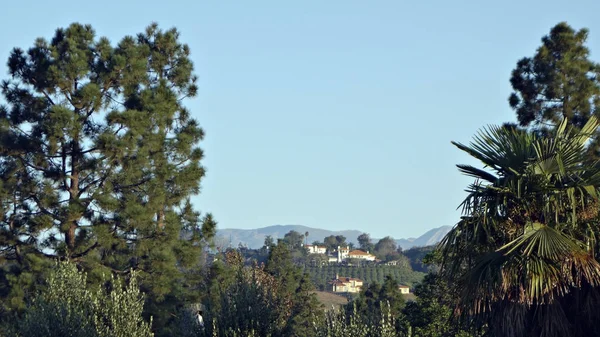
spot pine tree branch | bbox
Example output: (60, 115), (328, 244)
(80, 147), (98, 155)
(16, 155), (54, 176)
(20, 73), (56, 107)
(112, 177), (152, 191)
(28, 194), (58, 220)
(106, 94), (124, 106)
(78, 166), (113, 198)
(38, 88), (56, 106)
(71, 241), (99, 258)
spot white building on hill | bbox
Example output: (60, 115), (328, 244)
(336, 246), (350, 263)
(304, 244), (376, 264)
(347, 249), (376, 261)
(304, 244), (327, 255)
(329, 274), (364, 293)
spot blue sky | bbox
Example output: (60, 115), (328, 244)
(1, 1), (600, 239)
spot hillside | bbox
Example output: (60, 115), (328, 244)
(313, 291), (348, 310)
(215, 224), (452, 250)
(216, 225), (363, 249)
(394, 225), (452, 250)
(305, 265), (425, 291)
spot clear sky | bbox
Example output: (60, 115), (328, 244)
(1, 0), (600, 239)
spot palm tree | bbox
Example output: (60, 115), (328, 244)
(438, 117), (600, 337)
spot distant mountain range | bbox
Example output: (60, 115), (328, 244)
(214, 224), (452, 250)
(394, 226), (453, 250)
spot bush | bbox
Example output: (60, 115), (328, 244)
(8, 261), (153, 337)
(316, 302), (399, 337)
(202, 263), (286, 337)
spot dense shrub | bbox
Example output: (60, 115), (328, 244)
(201, 262), (291, 337)
(8, 261), (152, 337)
(317, 302), (399, 337)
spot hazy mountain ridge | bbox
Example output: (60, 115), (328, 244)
(215, 224), (452, 250)
(394, 226), (452, 249)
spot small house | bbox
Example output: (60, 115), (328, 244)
(329, 274), (363, 293)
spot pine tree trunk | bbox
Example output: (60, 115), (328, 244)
(66, 139), (80, 253)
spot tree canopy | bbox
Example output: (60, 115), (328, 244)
(323, 235), (347, 251)
(440, 116), (600, 337)
(508, 22), (600, 155)
(0, 22), (215, 327)
(357, 233), (374, 252)
(281, 230), (305, 249)
(374, 236), (399, 261)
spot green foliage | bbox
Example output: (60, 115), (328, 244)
(441, 116), (600, 336)
(317, 302), (400, 337)
(201, 247), (323, 337)
(263, 235), (275, 249)
(281, 230), (305, 250)
(374, 236), (401, 261)
(357, 233), (374, 253)
(306, 253), (329, 266)
(203, 263), (285, 336)
(0, 22), (215, 331)
(323, 235), (347, 251)
(8, 261), (152, 337)
(403, 246), (436, 273)
(347, 275), (406, 330)
(403, 273), (478, 337)
(508, 22), (600, 156)
(265, 244), (323, 337)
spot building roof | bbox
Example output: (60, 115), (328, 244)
(348, 250), (373, 256)
(329, 279), (346, 285)
(329, 276), (363, 284)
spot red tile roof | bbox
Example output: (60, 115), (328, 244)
(348, 250), (372, 256)
(329, 276), (363, 284)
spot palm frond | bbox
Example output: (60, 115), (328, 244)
(442, 118), (600, 337)
(452, 125), (536, 177)
(456, 164), (498, 183)
(459, 225), (600, 314)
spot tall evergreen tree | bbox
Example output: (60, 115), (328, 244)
(346, 275), (406, 333)
(403, 273), (477, 337)
(0, 22), (215, 324)
(265, 243), (323, 337)
(508, 22), (600, 153)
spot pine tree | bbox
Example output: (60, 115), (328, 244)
(346, 276), (406, 333)
(508, 22), (600, 154)
(0, 22), (215, 325)
(265, 243), (323, 337)
(403, 273), (479, 337)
